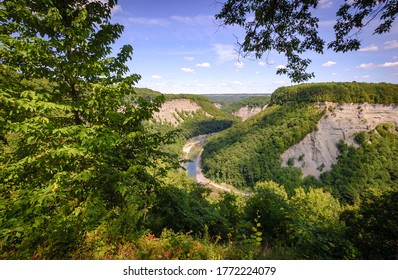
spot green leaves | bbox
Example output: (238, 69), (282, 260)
(216, 0), (397, 82)
(0, 0), (178, 258)
(216, 0), (324, 82)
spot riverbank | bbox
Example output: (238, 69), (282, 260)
(182, 134), (251, 197)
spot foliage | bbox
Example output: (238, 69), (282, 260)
(147, 184), (229, 238)
(202, 103), (324, 190)
(286, 188), (354, 259)
(329, 0), (398, 52)
(216, 0), (397, 82)
(221, 95), (270, 114)
(245, 182), (356, 259)
(342, 190), (398, 259)
(321, 124), (398, 205)
(0, 0), (177, 258)
(271, 82), (398, 105)
(245, 182), (289, 241)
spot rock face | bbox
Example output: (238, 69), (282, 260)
(281, 102), (398, 178)
(233, 105), (267, 121)
(153, 99), (208, 126)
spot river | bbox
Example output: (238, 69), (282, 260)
(182, 134), (251, 196)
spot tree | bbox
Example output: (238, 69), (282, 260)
(0, 0), (176, 258)
(215, 0), (397, 82)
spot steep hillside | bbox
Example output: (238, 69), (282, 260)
(232, 105), (268, 121)
(153, 98), (209, 126)
(201, 82), (398, 191)
(281, 102), (398, 178)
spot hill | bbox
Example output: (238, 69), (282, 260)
(201, 82), (398, 191)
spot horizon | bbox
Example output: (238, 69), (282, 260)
(111, 0), (398, 94)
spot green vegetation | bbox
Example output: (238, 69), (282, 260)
(1, 0), (396, 260)
(321, 124), (398, 205)
(202, 103), (324, 191)
(219, 95), (270, 114)
(271, 82), (398, 104)
(216, 0), (397, 82)
(199, 83), (398, 259)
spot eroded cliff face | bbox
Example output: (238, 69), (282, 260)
(153, 99), (209, 126)
(281, 102), (398, 178)
(233, 105), (268, 121)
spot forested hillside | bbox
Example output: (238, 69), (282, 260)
(200, 82), (398, 259)
(1, 0), (397, 261)
(271, 82), (398, 104)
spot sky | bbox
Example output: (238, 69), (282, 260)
(109, 0), (398, 94)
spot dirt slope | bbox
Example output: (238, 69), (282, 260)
(281, 102), (398, 178)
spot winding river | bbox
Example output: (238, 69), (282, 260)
(182, 134), (251, 196)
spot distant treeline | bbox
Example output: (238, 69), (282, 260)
(271, 82), (398, 104)
(220, 95), (271, 114)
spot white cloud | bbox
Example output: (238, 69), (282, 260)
(318, 20), (336, 27)
(258, 61), (267, 66)
(128, 17), (170, 27)
(234, 61), (244, 69)
(382, 62), (398, 67)
(112, 4), (122, 14)
(322, 61), (337, 67)
(357, 63), (375, 69)
(171, 15), (213, 26)
(359, 44), (379, 52)
(184, 56), (195, 61)
(356, 61), (398, 69)
(180, 67), (195, 73)
(319, 0), (333, 8)
(212, 44), (237, 63)
(151, 75), (162, 80)
(232, 81), (243, 86)
(196, 62), (211, 68)
(273, 80), (285, 84)
(384, 40), (398, 49)
(276, 64), (287, 69)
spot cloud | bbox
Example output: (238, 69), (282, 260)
(354, 75), (370, 79)
(184, 56), (195, 61)
(234, 61), (244, 69)
(212, 44), (237, 63)
(111, 4), (122, 14)
(258, 61), (267, 66)
(273, 80), (286, 84)
(356, 61), (398, 69)
(171, 15), (214, 26)
(196, 62), (211, 68)
(128, 17), (169, 27)
(384, 40), (398, 50)
(359, 44), (379, 52)
(322, 61), (337, 67)
(232, 81), (243, 86)
(180, 67), (195, 73)
(276, 65), (287, 69)
(151, 75), (162, 80)
(318, 20), (336, 27)
(319, 0), (333, 8)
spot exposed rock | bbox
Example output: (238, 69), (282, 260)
(213, 103), (222, 109)
(233, 105), (268, 121)
(153, 99), (209, 126)
(281, 102), (398, 178)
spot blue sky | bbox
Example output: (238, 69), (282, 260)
(110, 0), (398, 94)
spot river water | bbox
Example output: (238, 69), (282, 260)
(186, 157), (199, 180)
